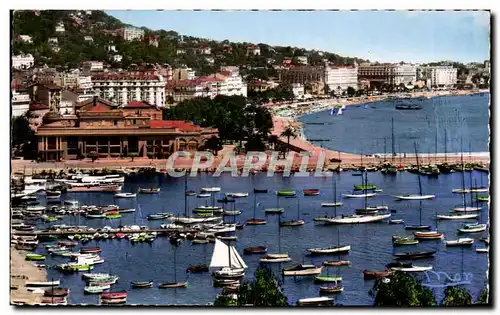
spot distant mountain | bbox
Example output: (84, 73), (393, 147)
(11, 10), (368, 79)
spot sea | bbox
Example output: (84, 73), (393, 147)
(298, 93), (490, 155)
(32, 170), (490, 306)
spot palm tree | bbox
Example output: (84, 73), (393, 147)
(280, 126), (297, 154)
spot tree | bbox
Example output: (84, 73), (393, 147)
(440, 286), (473, 306)
(203, 136), (223, 156)
(214, 267), (288, 306)
(11, 114), (37, 159)
(476, 287), (489, 305)
(370, 271), (436, 306)
(347, 86), (356, 97)
(280, 126), (297, 154)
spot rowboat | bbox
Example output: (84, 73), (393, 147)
(276, 190), (296, 197)
(457, 223), (487, 233)
(323, 214), (391, 224)
(25, 280), (60, 287)
(475, 196), (489, 202)
(84, 285), (111, 294)
(197, 193), (211, 198)
(392, 236), (419, 246)
(453, 206), (482, 212)
(57, 263), (94, 272)
(223, 210), (241, 216)
(226, 192), (248, 198)
(40, 297), (67, 305)
(158, 282), (188, 288)
(253, 189), (268, 193)
(388, 219), (404, 224)
(138, 188), (160, 194)
(246, 218), (266, 225)
(353, 184), (376, 191)
(393, 194), (435, 200)
(201, 187), (221, 192)
(476, 248), (489, 253)
(80, 247), (101, 254)
(437, 213), (479, 220)
(323, 260), (350, 266)
(88, 276), (119, 284)
(243, 246), (267, 254)
(100, 291), (128, 299)
(44, 288), (70, 297)
(321, 202), (343, 207)
(170, 216), (221, 224)
(404, 224), (431, 230)
(217, 197), (235, 203)
(100, 297), (127, 305)
(452, 187), (489, 194)
(82, 273), (110, 280)
(303, 189), (320, 196)
(86, 213), (105, 219)
(259, 254), (292, 264)
(393, 250), (436, 260)
(283, 265), (322, 277)
(186, 265), (209, 273)
(265, 208), (284, 214)
(194, 205), (223, 211)
(387, 262), (433, 272)
(319, 285), (344, 294)
(131, 281), (153, 288)
(105, 213), (121, 219)
(279, 219), (305, 226)
(307, 245), (350, 255)
(355, 208), (378, 215)
(363, 270), (392, 280)
(314, 275), (342, 283)
(185, 190), (197, 196)
(147, 214), (167, 220)
(25, 253), (46, 261)
(297, 296), (334, 306)
(414, 231), (443, 240)
(445, 238), (474, 246)
(114, 193), (136, 198)
(343, 193), (376, 198)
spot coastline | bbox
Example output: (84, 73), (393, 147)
(10, 247), (48, 305)
(270, 89), (490, 166)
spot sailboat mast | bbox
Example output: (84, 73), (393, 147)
(184, 175), (188, 217)
(444, 127), (448, 164)
(391, 117), (395, 164)
(414, 143), (423, 196)
(333, 177), (337, 217)
(435, 126), (438, 164)
(460, 140), (466, 209)
(419, 201), (422, 226)
(174, 246), (177, 282)
(253, 193), (257, 219)
(364, 171), (368, 210)
(384, 137), (387, 163)
(278, 213), (281, 253)
(469, 169), (474, 209)
(297, 198), (300, 220)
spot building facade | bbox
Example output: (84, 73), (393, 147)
(91, 73), (166, 107)
(118, 27), (145, 41)
(420, 66), (458, 88)
(324, 64), (358, 91)
(278, 66), (324, 85)
(36, 97), (217, 161)
(82, 61), (104, 72)
(394, 63), (417, 86)
(172, 67), (196, 81)
(357, 64), (396, 88)
(12, 54), (34, 70)
(291, 83), (305, 99)
(11, 90), (31, 117)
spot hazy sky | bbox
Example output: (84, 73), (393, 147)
(106, 10), (490, 63)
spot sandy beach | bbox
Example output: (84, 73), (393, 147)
(10, 248), (47, 305)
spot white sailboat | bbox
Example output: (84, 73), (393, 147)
(394, 194), (435, 200)
(337, 107), (343, 116)
(437, 213), (479, 220)
(453, 206), (482, 212)
(343, 192), (376, 198)
(321, 176), (343, 207)
(390, 265), (433, 272)
(457, 223), (487, 233)
(323, 213), (391, 224)
(210, 239), (247, 279)
(201, 187), (221, 192)
(170, 216), (221, 224)
(445, 238), (474, 246)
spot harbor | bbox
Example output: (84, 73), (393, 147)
(11, 165), (490, 305)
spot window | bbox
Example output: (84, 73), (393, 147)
(114, 120), (118, 126)
(132, 119), (136, 125)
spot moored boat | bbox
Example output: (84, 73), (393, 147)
(314, 275), (342, 283)
(253, 189), (268, 193)
(453, 206), (482, 212)
(393, 194), (435, 200)
(343, 193), (376, 198)
(363, 269), (392, 280)
(323, 213), (390, 224)
(392, 236), (419, 246)
(25, 280), (60, 287)
(246, 218), (266, 225)
(100, 291), (128, 299)
(393, 250), (436, 260)
(457, 223), (487, 233)
(131, 281), (153, 288)
(307, 245), (351, 255)
(303, 189), (320, 196)
(414, 231), (443, 240)
(283, 264), (322, 277)
(264, 208), (284, 214)
(297, 296), (334, 306)
(353, 184), (376, 191)
(437, 213), (479, 220)
(276, 190), (296, 197)
(114, 193), (136, 198)
(323, 260), (350, 266)
(158, 282), (188, 289)
(25, 253), (46, 261)
(138, 188), (160, 194)
(44, 288), (70, 297)
(84, 285), (110, 294)
(243, 246), (267, 254)
(445, 238), (474, 246)
(321, 202), (343, 207)
(201, 187), (221, 192)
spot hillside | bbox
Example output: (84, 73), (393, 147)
(11, 10), (368, 79)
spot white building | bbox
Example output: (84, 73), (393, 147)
(205, 57), (215, 64)
(216, 66), (247, 97)
(55, 22), (65, 33)
(84, 36), (93, 42)
(112, 55), (123, 63)
(107, 45), (117, 53)
(291, 83), (305, 99)
(247, 45), (261, 56)
(119, 27), (144, 41)
(176, 49), (186, 55)
(83, 61), (104, 72)
(91, 73), (166, 107)
(11, 90), (31, 117)
(148, 36), (159, 47)
(12, 54), (34, 69)
(324, 64), (358, 91)
(78, 75), (92, 90)
(394, 63), (417, 86)
(48, 37), (58, 45)
(17, 35), (32, 43)
(421, 66), (458, 88)
(59, 90), (78, 115)
(198, 46), (211, 55)
(296, 56), (308, 65)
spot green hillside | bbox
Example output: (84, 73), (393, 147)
(11, 10), (367, 78)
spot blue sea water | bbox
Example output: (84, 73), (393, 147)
(298, 94), (490, 155)
(31, 170), (490, 306)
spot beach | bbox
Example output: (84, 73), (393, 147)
(10, 248), (47, 305)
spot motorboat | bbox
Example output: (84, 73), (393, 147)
(445, 238), (474, 246)
(393, 194), (435, 200)
(307, 245), (350, 255)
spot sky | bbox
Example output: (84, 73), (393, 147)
(106, 10), (490, 63)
